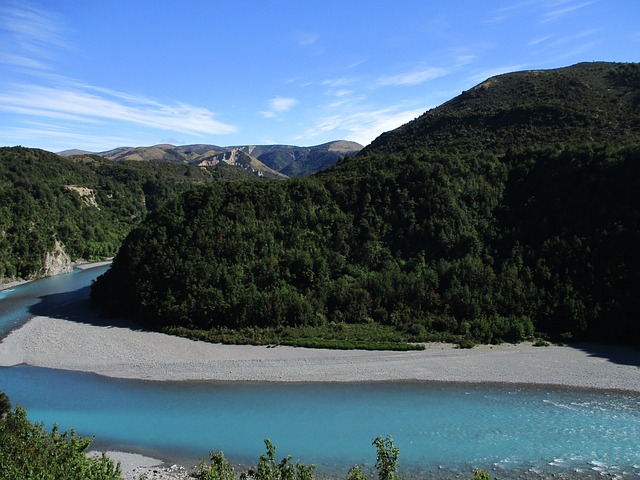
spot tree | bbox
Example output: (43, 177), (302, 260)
(372, 436), (400, 480)
(197, 450), (235, 480)
(245, 439), (315, 480)
(0, 405), (122, 479)
(0, 391), (10, 419)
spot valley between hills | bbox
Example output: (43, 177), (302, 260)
(1, 61), (639, 349)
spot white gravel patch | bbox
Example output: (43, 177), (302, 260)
(86, 451), (195, 480)
(1, 315), (639, 391)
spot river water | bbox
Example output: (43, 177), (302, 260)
(1, 267), (639, 479)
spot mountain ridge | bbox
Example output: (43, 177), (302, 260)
(58, 140), (363, 177)
(191, 148), (286, 179)
(362, 61), (640, 157)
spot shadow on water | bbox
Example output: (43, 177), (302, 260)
(27, 285), (149, 333)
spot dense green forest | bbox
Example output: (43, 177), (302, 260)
(92, 62), (640, 347)
(0, 147), (259, 281)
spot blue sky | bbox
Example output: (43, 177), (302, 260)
(0, 1), (638, 152)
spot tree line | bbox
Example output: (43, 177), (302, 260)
(92, 142), (640, 346)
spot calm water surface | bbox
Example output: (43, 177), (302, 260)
(1, 268), (639, 479)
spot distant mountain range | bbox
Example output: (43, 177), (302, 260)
(58, 140), (363, 178)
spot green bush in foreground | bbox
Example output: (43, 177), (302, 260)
(197, 450), (235, 480)
(0, 391), (10, 418)
(471, 469), (491, 480)
(0, 405), (121, 480)
(198, 439), (315, 480)
(196, 435), (491, 480)
(373, 436), (400, 480)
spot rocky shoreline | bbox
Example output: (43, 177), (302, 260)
(86, 451), (195, 480)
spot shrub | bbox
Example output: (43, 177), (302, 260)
(244, 438), (315, 480)
(197, 450), (235, 480)
(373, 435), (400, 480)
(471, 468), (491, 480)
(0, 391), (11, 418)
(457, 339), (476, 349)
(533, 338), (550, 347)
(0, 405), (122, 480)
(346, 465), (368, 480)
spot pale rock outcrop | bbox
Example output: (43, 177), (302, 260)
(42, 240), (72, 277)
(65, 185), (100, 209)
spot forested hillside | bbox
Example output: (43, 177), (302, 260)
(0, 147), (256, 281)
(364, 62), (640, 156)
(90, 62), (640, 346)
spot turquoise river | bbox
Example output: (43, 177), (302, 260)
(0, 266), (639, 479)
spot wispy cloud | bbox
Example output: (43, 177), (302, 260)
(542, 1), (593, 23)
(296, 33), (319, 47)
(299, 60), (457, 144)
(527, 28), (599, 62)
(466, 64), (529, 85)
(321, 77), (359, 88)
(0, 83), (238, 136)
(483, 14), (508, 25)
(454, 54), (479, 66)
(0, 3), (238, 145)
(485, 0), (537, 23)
(295, 32), (324, 55)
(487, 0), (593, 26)
(259, 96), (298, 118)
(0, 2), (68, 68)
(548, 28), (599, 46)
(270, 97), (298, 112)
(300, 104), (427, 146)
(1, 122), (141, 151)
(0, 52), (48, 69)
(379, 67), (449, 86)
(332, 89), (353, 98)
(528, 34), (554, 46)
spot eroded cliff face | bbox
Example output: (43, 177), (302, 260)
(64, 185), (100, 209)
(42, 240), (72, 277)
